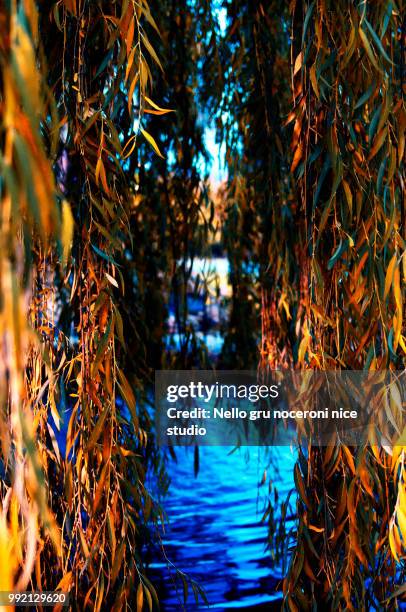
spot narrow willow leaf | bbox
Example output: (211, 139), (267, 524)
(359, 28), (382, 73)
(94, 48), (114, 79)
(91, 243), (121, 267)
(145, 587), (153, 612)
(113, 305), (125, 348)
(294, 464), (309, 508)
(61, 200), (74, 268)
(105, 272), (119, 288)
(125, 45), (137, 83)
(293, 51), (303, 76)
(141, 32), (163, 71)
(389, 522), (400, 562)
(291, 143), (303, 173)
(140, 128), (164, 158)
(126, 17), (135, 57)
(342, 179), (353, 215)
(309, 64), (319, 99)
(93, 463), (109, 512)
(368, 126), (387, 160)
(393, 267), (402, 311)
(142, 576), (160, 610)
(122, 134), (137, 159)
(384, 254), (396, 299)
(364, 19), (394, 65)
(136, 582), (144, 612)
(328, 239), (348, 270)
(368, 104), (382, 142)
(354, 82), (375, 110)
(86, 403), (110, 452)
(144, 95), (175, 114)
(91, 317), (112, 377)
(302, 1), (315, 44)
(381, 2), (393, 38)
(117, 367), (138, 431)
(128, 72), (140, 114)
(140, 5), (161, 35)
(111, 541), (125, 585)
(95, 573), (105, 612)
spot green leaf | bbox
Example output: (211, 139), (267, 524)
(354, 82), (375, 110)
(368, 104), (382, 143)
(302, 1), (315, 44)
(91, 317), (112, 378)
(359, 27), (382, 73)
(91, 243), (121, 267)
(86, 403), (110, 451)
(327, 239), (349, 270)
(94, 48), (114, 79)
(364, 19), (394, 65)
(381, 2), (393, 38)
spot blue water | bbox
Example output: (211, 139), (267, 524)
(150, 445), (296, 610)
(152, 256), (297, 609)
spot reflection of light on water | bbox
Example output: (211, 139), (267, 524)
(151, 446), (296, 609)
(159, 202), (297, 605)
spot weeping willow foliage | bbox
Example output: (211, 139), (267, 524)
(0, 1), (174, 608)
(0, 0), (405, 610)
(0, 1), (61, 595)
(281, 1), (405, 609)
(201, 0), (405, 608)
(0, 0), (214, 608)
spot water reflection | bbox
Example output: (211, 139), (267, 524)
(151, 445), (296, 610)
(155, 256), (296, 609)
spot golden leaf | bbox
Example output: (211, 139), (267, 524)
(384, 254), (397, 299)
(137, 582), (144, 612)
(293, 51), (303, 76)
(144, 95), (175, 115)
(61, 200), (74, 268)
(140, 128), (164, 158)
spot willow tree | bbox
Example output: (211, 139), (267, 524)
(282, 1), (405, 609)
(0, 1), (62, 596)
(0, 1), (173, 608)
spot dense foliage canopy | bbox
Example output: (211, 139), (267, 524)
(0, 0), (404, 609)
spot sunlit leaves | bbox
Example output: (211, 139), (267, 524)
(284, 0), (404, 607)
(0, 0), (168, 607)
(0, 0), (65, 595)
(390, 463), (406, 562)
(140, 128), (165, 158)
(61, 200), (74, 269)
(144, 95), (175, 115)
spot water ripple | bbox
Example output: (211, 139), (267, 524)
(150, 446), (296, 610)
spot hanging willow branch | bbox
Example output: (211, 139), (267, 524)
(0, 0), (172, 608)
(283, 1), (405, 609)
(0, 0), (62, 595)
